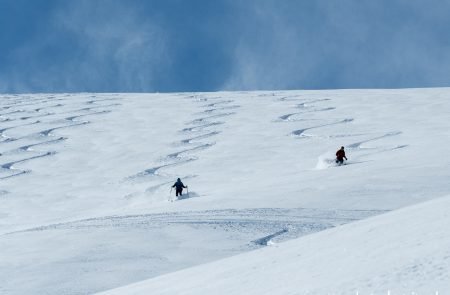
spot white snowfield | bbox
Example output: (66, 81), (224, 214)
(0, 89), (449, 294)
(98, 194), (450, 295)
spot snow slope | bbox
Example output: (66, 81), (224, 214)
(1, 89), (450, 294)
(99, 194), (450, 295)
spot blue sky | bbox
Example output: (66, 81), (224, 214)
(1, 0), (450, 92)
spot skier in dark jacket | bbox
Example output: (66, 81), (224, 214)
(172, 178), (187, 197)
(336, 146), (347, 164)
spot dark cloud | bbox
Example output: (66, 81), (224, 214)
(224, 0), (450, 90)
(0, 0), (169, 92)
(1, 0), (450, 92)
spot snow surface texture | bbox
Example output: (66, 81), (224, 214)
(0, 89), (449, 294)
(99, 195), (450, 295)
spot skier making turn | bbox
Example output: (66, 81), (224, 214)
(336, 146), (348, 165)
(172, 178), (187, 197)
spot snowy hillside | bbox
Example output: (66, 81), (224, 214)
(99, 194), (450, 295)
(1, 89), (450, 294)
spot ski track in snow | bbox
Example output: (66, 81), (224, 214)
(251, 229), (289, 246)
(0, 95), (122, 180)
(274, 94), (407, 168)
(197, 105), (240, 114)
(291, 118), (354, 137)
(181, 121), (224, 132)
(180, 131), (220, 144)
(277, 107), (336, 122)
(7, 207), (387, 246)
(166, 143), (215, 159)
(347, 131), (402, 149)
(126, 94), (239, 200)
